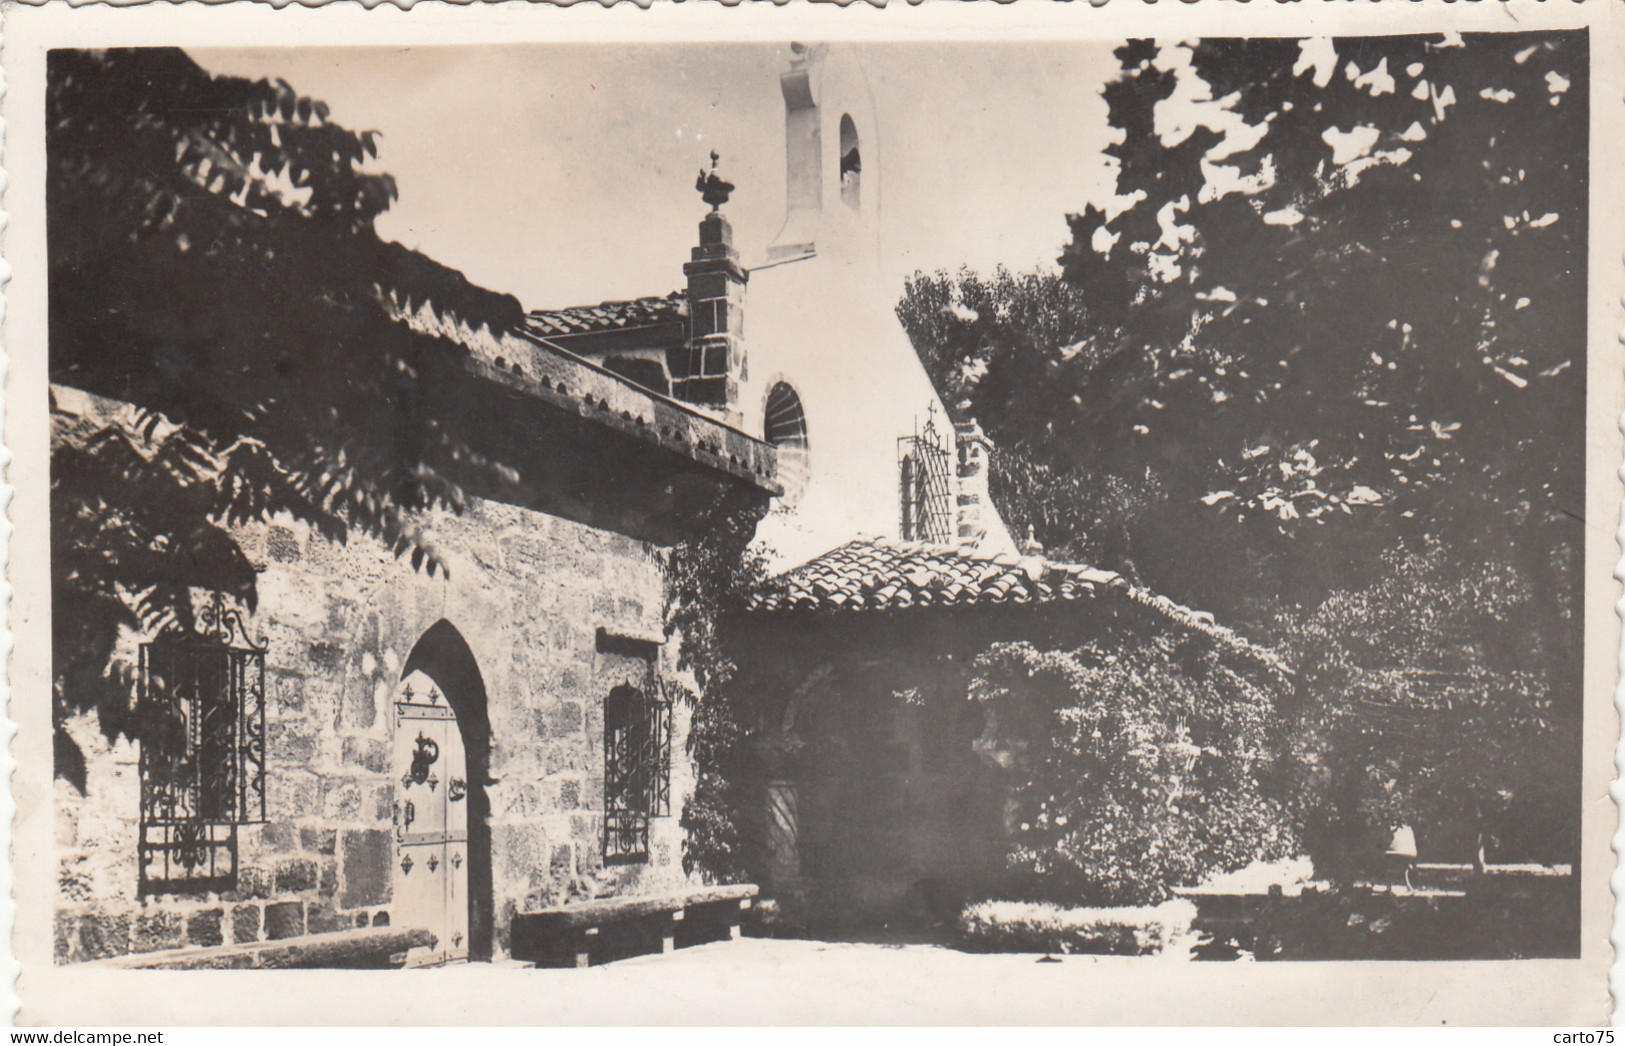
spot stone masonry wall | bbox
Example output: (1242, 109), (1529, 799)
(55, 496), (698, 963)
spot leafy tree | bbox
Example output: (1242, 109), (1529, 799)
(50, 48), (524, 785)
(898, 32), (1586, 870)
(969, 638), (1297, 905)
(1280, 545), (1575, 876)
(901, 32), (1586, 621)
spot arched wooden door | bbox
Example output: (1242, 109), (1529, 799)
(392, 669), (469, 967)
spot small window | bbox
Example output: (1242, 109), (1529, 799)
(764, 382), (811, 508)
(603, 685), (672, 865)
(137, 595), (267, 896)
(898, 420), (953, 543)
(838, 114), (861, 211)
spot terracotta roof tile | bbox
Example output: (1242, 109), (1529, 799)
(749, 538), (1288, 675)
(523, 292), (686, 339)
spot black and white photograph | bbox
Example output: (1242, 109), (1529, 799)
(7, 1), (1619, 1026)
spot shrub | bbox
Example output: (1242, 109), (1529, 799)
(970, 639), (1297, 905)
(958, 898), (1198, 956)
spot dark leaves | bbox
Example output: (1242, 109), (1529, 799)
(48, 47), (526, 783)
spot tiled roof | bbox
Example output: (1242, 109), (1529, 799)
(750, 539), (1124, 612)
(523, 292), (687, 339)
(384, 295), (779, 494)
(749, 538), (1288, 674)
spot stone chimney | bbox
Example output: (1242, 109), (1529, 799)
(677, 153), (748, 420)
(954, 419), (994, 548)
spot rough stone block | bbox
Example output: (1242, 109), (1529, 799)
(341, 737), (389, 774)
(186, 908), (224, 948)
(235, 865), (274, 900)
(261, 823), (300, 853)
(691, 301), (720, 338)
(340, 830), (391, 908)
(264, 901), (305, 941)
(537, 702), (582, 739)
(275, 858), (319, 894)
(372, 784), (395, 822)
(341, 676), (377, 730)
(493, 824), (549, 890)
(232, 904), (261, 944)
(549, 845), (573, 880)
(559, 780), (581, 809)
(319, 861), (339, 897)
(322, 781), (364, 822)
(266, 525), (302, 563)
(688, 272), (728, 300)
(325, 596), (359, 635)
(306, 901), (350, 936)
(54, 911), (76, 963)
(269, 772), (322, 820)
(300, 827), (338, 856)
(131, 910), (184, 953)
(307, 641), (344, 673)
(77, 911), (132, 962)
(500, 535), (548, 578)
(268, 727), (318, 766)
(665, 346), (697, 380)
(271, 671), (307, 710)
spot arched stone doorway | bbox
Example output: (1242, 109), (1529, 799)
(393, 621), (494, 963)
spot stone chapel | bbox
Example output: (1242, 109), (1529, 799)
(52, 41), (1278, 967)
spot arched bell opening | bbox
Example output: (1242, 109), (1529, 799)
(838, 113), (862, 211)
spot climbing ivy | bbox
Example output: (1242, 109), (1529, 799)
(664, 497), (772, 883)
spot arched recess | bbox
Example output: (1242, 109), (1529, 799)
(838, 113), (862, 211)
(764, 382), (811, 508)
(401, 620), (494, 962)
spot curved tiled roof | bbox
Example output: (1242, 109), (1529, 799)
(523, 292), (687, 339)
(749, 538), (1289, 675)
(750, 538), (1124, 612)
(383, 294), (779, 494)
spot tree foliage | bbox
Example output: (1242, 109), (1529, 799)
(50, 48), (525, 783)
(898, 32), (1586, 872)
(1280, 545), (1574, 875)
(901, 32), (1585, 618)
(970, 638), (1297, 905)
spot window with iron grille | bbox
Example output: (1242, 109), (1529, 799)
(603, 684), (671, 865)
(137, 595), (267, 896)
(898, 413), (953, 544)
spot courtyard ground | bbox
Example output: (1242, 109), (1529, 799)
(47, 936), (1595, 1025)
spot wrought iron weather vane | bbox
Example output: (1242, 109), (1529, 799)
(696, 151), (734, 212)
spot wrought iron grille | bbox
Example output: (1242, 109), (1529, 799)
(898, 411), (954, 544)
(138, 594), (267, 896)
(603, 684), (671, 865)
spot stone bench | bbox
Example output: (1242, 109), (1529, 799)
(93, 926), (437, 970)
(510, 883), (758, 968)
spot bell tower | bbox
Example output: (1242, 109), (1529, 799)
(766, 42), (882, 268)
